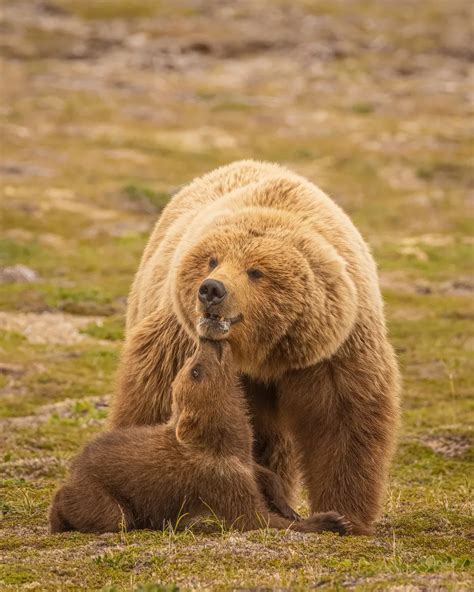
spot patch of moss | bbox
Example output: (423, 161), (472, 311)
(51, 0), (165, 20)
(81, 316), (125, 341)
(123, 183), (171, 213)
(0, 342), (117, 418)
(351, 102), (376, 114)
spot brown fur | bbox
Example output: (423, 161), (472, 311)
(110, 160), (401, 534)
(49, 341), (349, 535)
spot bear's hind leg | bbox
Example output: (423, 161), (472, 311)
(49, 482), (135, 534)
(49, 488), (74, 533)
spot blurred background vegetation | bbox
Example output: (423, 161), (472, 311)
(0, 1), (472, 590)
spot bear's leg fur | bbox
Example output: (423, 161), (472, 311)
(242, 376), (299, 516)
(110, 308), (194, 429)
(279, 326), (400, 534)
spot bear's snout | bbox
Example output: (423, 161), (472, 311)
(198, 278), (227, 308)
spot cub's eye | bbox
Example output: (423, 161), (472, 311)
(190, 364), (203, 381)
(247, 268), (264, 280)
(208, 257), (218, 270)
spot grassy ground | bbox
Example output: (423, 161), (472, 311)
(0, 0), (473, 590)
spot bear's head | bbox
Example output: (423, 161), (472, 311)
(172, 208), (358, 380)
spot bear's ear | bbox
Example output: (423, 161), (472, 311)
(296, 232), (351, 284)
(276, 234), (358, 369)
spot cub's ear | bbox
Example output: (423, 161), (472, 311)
(175, 412), (200, 446)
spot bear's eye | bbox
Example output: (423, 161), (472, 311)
(247, 268), (264, 280)
(208, 257), (218, 270)
(190, 364), (203, 381)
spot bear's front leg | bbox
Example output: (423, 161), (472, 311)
(242, 375), (299, 517)
(279, 328), (400, 534)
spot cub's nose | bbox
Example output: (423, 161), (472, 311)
(198, 279), (227, 306)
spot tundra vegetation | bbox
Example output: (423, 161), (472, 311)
(0, 0), (472, 590)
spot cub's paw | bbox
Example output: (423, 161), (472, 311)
(284, 506), (302, 522)
(301, 511), (352, 536)
(269, 500), (301, 522)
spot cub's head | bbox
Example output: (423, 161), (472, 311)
(171, 338), (234, 404)
(172, 212), (358, 379)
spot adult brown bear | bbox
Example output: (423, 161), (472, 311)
(110, 160), (400, 534)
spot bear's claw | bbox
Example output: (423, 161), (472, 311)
(302, 511), (353, 536)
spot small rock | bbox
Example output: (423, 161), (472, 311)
(38, 233), (68, 248)
(0, 161), (52, 177)
(398, 246), (428, 261)
(407, 360), (446, 380)
(4, 228), (34, 242)
(440, 279), (474, 296)
(0, 264), (39, 284)
(415, 282), (433, 295)
(0, 312), (102, 345)
(422, 434), (471, 458)
(0, 362), (25, 376)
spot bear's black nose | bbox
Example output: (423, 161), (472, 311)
(198, 279), (227, 306)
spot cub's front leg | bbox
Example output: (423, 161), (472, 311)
(254, 463), (301, 521)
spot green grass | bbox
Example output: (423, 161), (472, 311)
(0, 0), (472, 589)
(50, 1), (168, 20)
(122, 183), (171, 213)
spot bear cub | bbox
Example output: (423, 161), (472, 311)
(49, 340), (351, 535)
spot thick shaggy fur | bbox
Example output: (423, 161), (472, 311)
(49, 341), (349, 535)
(110, 160), (401, 534)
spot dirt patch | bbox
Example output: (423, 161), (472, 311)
(0, 455), (65, 479)
(417, 278), (474, 297)
(1, 395), (110, 430)
(401, 234), (456, 248)
(0, 265), (39, 284)
(0, 312), (104, 345)
(43, 188), (121, 221)
(380, 271), (474, 297)
(440, 279), (474, 296)
(3, 526), (117, 554)
(0, 363), (25, 377)
(406, 360), (447, 380)
(380, 271), (419, 295)
(387, 580), (457, 592)
(82, 219), (152, 239)
(154, 127), (238, 152)
(379, 270), (434, 296)
(0, 161), (53, 177)
(421, 434), (471, 458)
